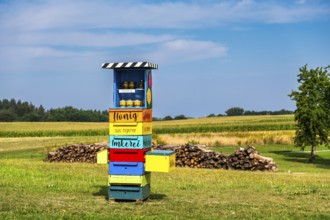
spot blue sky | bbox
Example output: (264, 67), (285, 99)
(0, 0), (329, 117)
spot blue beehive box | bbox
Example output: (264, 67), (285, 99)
(109, 162), (145, 175)
(108, 184), (150, 201)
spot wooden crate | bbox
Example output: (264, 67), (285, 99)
(96, 149), (108, 165)
(109, 148), (151, 162)
(109, 122), (152, 136)
(109, 109), (152, 123)
(145, 150), (176, 173)
(108, 173), (151, 186)
(109, 135), (152, 149)
(108, 184), (150, 201)
(109, 162), (145, 175)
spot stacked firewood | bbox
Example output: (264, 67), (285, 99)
(155, 144), (277, 172)
(44, 143), (107, 163)
(227, 146), (278, 171)
(44, 142), (277, 171)
(169, 144), (227, 169)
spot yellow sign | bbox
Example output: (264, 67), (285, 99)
(109, 109), (152, 123)
(109, 122), (152, 135)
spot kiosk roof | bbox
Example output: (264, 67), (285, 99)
(101, 62), (158, 69)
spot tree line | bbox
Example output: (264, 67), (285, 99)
(0, 98), (295, 122)
(0, 99), (108, 122)
(207, 108), (293, 117)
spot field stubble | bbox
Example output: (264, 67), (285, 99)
(158, 131), (295, 146)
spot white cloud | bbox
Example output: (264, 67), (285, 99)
(145, 39), (228, 63)
(296, 0), (307, 5)
(0, 38), (228, 69)
(0, 0), (329, 31)
(8, 46), (92, 59)
(0, 0), (329, 67)
(3, 31), (173, 48)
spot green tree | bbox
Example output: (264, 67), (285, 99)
(163, 116), (173, 121)
(0, 98), (108, 122)
(289, 64), (330, 162)
(174, 114), (187, 120)
(0, 109), (16, 121)
(225, 107), (244, 116)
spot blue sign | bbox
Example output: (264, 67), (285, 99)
(109, 135), (152, 149)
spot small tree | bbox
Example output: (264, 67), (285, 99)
(174, 114), (187, 120)
(225, 107), (244, 116)
(289, 64), (330, 162)
(163, 115), (173, 121)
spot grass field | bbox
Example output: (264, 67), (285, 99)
(1, 117), (330, 219)
(0, 115), (295, 138)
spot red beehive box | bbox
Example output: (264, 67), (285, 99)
(109, 148), (151, 162)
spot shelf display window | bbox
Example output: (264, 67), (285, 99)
(113, 69), (152, 109)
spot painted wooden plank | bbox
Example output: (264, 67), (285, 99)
(109, 148), (151, 162)
(109, 122), (152, 135)
(108, 184), (150, 201)
(109, 135), (152, 149)
(109, 109), (152, 123)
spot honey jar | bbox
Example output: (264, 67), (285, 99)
(138, 80), (144, 89)
(128, 81), (135, 89)
(133, 99), (142, 107)
(126, 99), (133, 107)
(119, 100), (126, 107)
(122, 81), (128, 89)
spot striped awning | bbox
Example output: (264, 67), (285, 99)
(101, 62), (158, 69)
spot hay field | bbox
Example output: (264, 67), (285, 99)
(0, 115), (295, 145)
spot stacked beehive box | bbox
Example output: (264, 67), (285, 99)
(108, 109), (152, 200)
(102, 62), (175, 201)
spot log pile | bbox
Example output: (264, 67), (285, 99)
(227, 146), (278, 171)
(44, 142), (277, 171)
(155, 144), (277, 172)
(44, 143), (107, 163)
(171, 144), (227, 169)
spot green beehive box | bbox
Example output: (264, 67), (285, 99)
(108, 184), (150, 201)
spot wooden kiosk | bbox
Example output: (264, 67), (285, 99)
(101, 61), (175, 201)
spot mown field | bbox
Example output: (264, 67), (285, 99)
(0, 115), (295, 146)
(1, 115), (330, 219)
(0, 115), (294, 137)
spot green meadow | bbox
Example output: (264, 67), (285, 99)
(0, 118), (330, 219)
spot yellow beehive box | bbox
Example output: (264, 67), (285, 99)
(108, 173), (151, 186)
(109, 122), (152, 136)
(96, 149), (108, 165)
(145, 150), (176, 173)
